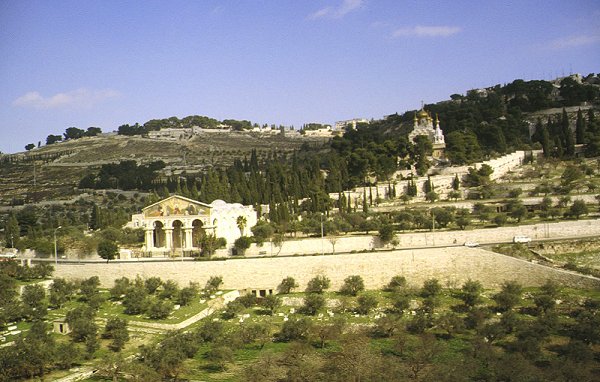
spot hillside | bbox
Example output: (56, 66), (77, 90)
(0, 132), (328, 206)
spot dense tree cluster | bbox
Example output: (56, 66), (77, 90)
(79, 160), (166, 190)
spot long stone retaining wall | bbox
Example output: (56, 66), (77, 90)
(55, 246), (600, 291)
(242, 219), (600, 257)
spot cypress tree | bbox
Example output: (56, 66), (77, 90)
(452, 174), (460, 190)
(541, 125), (551, 157)
(575, 108), (586, 144)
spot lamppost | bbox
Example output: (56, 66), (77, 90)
(54, 226), (62, 265)
(320, 213), (324, 256)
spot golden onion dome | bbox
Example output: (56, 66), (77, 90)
(417, 109), (429, 118)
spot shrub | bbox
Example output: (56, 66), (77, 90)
(305, 275), (331, 294)
(339, 275), (365, 296)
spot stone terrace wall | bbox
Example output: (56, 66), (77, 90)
(333, 150), (532, 204)
(241, 219), (600, 257)
(55, 247), (600, 291)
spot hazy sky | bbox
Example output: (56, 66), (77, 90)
(1, 0), (599, 154)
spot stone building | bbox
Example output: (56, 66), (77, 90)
(408, 106), (446, 158)
(127, 195), (257, 256)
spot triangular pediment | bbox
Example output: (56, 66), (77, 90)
(143, 195), (211, 218)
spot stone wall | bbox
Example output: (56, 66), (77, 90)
(54, 247), (600, 291)
(240, 219), (600, 257)
(332, 150), (532, 204)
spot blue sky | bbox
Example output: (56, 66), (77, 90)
(1, 0), (599, 154)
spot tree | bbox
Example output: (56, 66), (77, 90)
(420, 278), (441, 298)
(261, 294), (281, 315)
(123, 284), (148, 315)
(425, 191), (439, 203)
(4, 213), (20, 248)
(356, 294), (378, 314)
(310, 317), (346, 348)
(204, 275), (223, 295)
(455, 209), (471, 230)
(177, 283), (199, 306)
(305, 275), (330, 294)
(46, 134), (62, 145)
(98, 240), (118, 262)
(144, 277), (163, 294)
(147, 298), (173, 319)
(21, 284), (47, 320)
(199, 234), (225, 258)
(339, 275), (365, 296)
(103, 317), (129, 352)
(207, 345), (234, 371)
(278, 276), (299, 294)
(385, 275), (407, 291)
(233, 236), (252, 256)
(576, 108), (586, 144)
(49, 278), (76, 308)
(64, 127), (86, 140)
(67, 306), (98, 342)
(236, 215), (247, 236)
(378, 224), (395, 245)
(567, 199), (588, 219)
(25, 143), (35, 151)
(458, 279), (483, 310)
(301, 293), (325, 315)
(277, 317), (312, 342)
(493, 280), (523, 312)
(452, 174), (460, 190)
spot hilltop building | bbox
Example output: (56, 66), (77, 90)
(335, 118), (369, 131)
(127, 195), (257, 256)
(408, 107), (446, 159)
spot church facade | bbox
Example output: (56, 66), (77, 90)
(127, 195), (257, 256)
(408, 107), (446, 158)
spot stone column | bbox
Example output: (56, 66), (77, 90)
(164, 229), (173, 250)
(145, 229), (154, 250)
(184, 228), (193, 249)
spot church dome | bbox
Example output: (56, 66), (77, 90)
(417, 109), (429, 118)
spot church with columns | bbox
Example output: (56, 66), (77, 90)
(408, 106), (446, 159)
(127, 195), (257, 256)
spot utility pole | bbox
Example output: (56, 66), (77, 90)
(320, 213), (324, 256)
(54, 226), (62, 265)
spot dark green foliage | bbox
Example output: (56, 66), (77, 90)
(79, 160), (166, 191)
(378, 224), (395, 244)
(123, 284), (148, 315)
(301, 294), (325, 315)
(146, 299), (173, 319)
(420, 278), (441, 298)
(103, 317), (129, 352)
(458, 279), (483, 309)
(261, 294), (281, 315)
(305, 275), (331, 294)
(278, 276), (299, 294)
(98, 239), (118, 262)
(21, 284), (47, 320)
(177, 283), (199, 306)
(160, 279), (179, 299)
(356, 294), (378, 315)
(66, 306), (97, 342)
(49, 278), (76, 308)
(233, 236), (252, 255)
(385, 275), (407, 291)
(339, 275), (365, 296)
(204, 275), (223, 295)
(144, 277), (163, 294)
(277, 317), (312, 341)
(493, 280), (523, 312)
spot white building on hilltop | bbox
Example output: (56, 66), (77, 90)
(335, 118), (369, 131)
(127, 195), (257, 256)
(408, 107), (446, 158)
